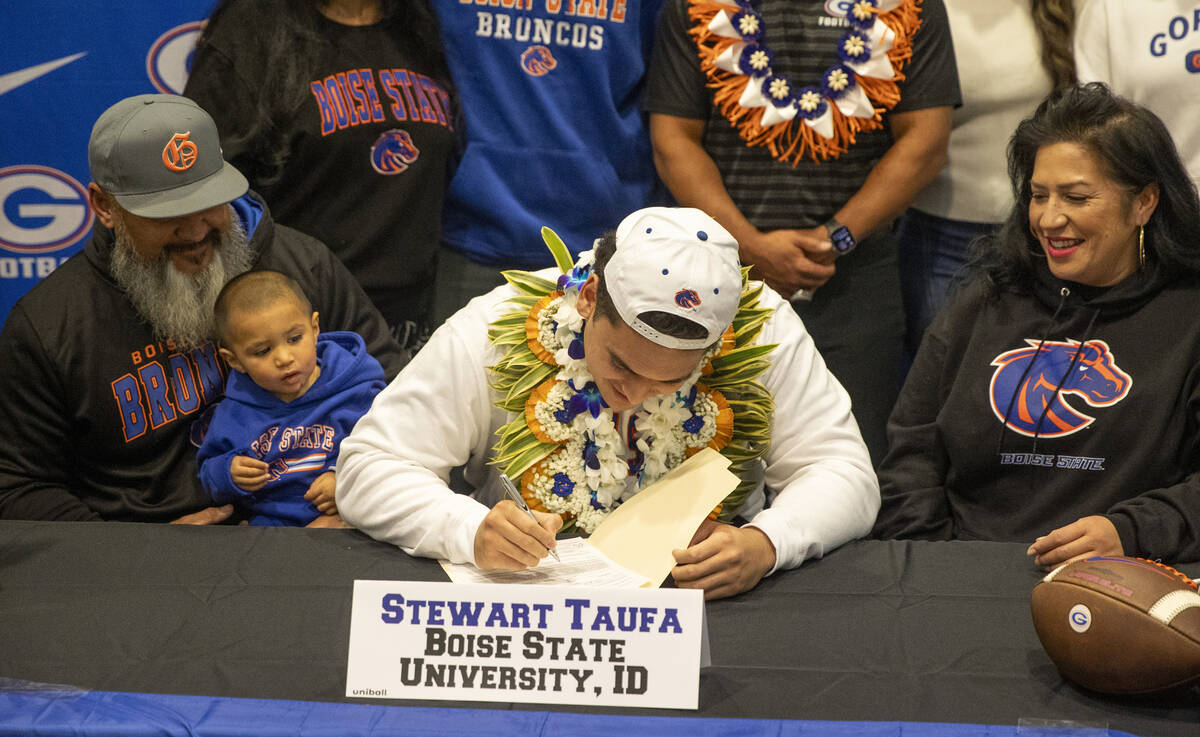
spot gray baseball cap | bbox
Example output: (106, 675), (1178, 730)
(88, 94), (248, 218)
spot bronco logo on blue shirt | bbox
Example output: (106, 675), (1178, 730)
(521, 45), (557, 76)
(989, 339), (1132, 438)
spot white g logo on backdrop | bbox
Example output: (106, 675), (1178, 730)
(147, 21), (205, 94)
(0, 166), (92, 254)
(824, 0), (854, 16)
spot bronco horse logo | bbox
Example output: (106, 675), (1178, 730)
(370, 129), (420, 175)
(521, 45), (557, 76)
(989, 339), (1132, 438)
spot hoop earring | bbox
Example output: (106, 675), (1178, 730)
(1138, 225), (1146, 268)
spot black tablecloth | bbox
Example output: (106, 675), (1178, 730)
(1, 521), (1197, 736)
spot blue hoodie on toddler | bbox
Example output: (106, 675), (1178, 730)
(197, 331), (385, 526)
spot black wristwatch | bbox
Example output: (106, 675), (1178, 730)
(824, 217), (857, 256)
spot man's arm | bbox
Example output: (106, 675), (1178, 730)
(650, 113), (837, 296)
(742, 292), (881, 569)
(0, 306), (100, 521)
(652, 105), (951, 298)
(335, 303), (505, 564)
(672, 293), (879, 597)
(830, 106), (952, 242)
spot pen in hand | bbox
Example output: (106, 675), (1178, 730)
(499, 474), (561, 562)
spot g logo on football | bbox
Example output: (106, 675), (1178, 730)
(0, 166), (93, 254)
(147, 21), (205, 94)
(1068, 603), (1092, 633)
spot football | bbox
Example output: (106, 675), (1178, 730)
(1031, 556), (1200, 694)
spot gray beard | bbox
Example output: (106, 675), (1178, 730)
(109, 212), (254, 350)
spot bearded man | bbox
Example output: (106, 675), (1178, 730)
(0, 94), (401, 523)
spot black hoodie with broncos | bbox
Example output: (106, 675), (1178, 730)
(874, 258), (1200, 562)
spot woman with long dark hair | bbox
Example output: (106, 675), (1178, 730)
(874, 83), (1200, 566)
(185, 0), (457, 353)
(894, 0), (1081, 359)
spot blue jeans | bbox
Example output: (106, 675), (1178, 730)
(895, 208), (996, 359)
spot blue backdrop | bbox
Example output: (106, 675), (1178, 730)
(0, 1), (214, 324)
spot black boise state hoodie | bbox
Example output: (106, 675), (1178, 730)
(0, 193), (400, 522)
(874, 259), (1200, 562)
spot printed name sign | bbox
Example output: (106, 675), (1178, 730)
(346, 580), (705, 709)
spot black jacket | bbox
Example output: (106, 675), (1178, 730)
(874, 260), (1200, 562)
(0, 192), (401, 522)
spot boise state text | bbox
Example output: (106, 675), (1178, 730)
(309, 66), (453, 137)
(382, 593), (672, 695)
(468, 0), (632, 54)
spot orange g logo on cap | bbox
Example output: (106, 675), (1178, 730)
(161, 131), (198, 172)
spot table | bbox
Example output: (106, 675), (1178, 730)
(1, 521), (1197, 735)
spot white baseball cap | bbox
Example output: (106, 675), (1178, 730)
(605, 207), (742, 350)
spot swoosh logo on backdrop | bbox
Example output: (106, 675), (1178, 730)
(0, 52), (88, 96)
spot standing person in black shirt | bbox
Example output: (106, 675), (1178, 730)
(645, 0), (959, 465)
(185, 0), (457, 356)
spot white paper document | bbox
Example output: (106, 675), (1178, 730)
(440, 537), (651, 588)
(439, 448), (738, 588)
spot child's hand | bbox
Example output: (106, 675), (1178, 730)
(230, 456), (271, 491)
(304, 471), (338, 514)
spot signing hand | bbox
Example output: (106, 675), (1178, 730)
(231, 455), (271, 492)
(740, 227), (837, 296)
(671, 519), (777, 600)
(1027, 515), (1124, 569)
(473, 499), (563, 570)
(169, 505), (235, 525)
(303, 471), (338, 515)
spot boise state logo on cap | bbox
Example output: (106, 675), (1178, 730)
(675, 288), (702, 308)
(606, 207), (742, 350)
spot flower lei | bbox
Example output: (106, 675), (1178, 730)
(688, 0), (923, 165)
(488, 228), (777, 533)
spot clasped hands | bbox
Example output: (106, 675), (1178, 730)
(740, 226), (837, 299)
